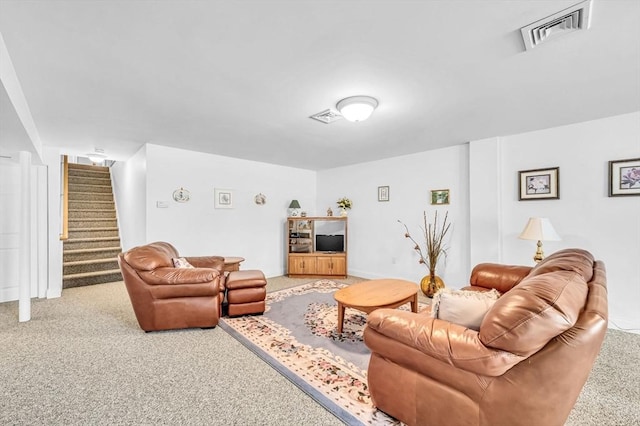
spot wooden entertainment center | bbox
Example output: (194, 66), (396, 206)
(287, 216), (348, 278)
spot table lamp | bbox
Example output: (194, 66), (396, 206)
(518, 217), (561, 263)
(288, 200), (301, 216)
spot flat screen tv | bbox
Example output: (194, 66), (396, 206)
(315, 234), (344, 253)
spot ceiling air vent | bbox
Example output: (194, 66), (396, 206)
(521, 0), (592, 50)
(309, 109), (343, 124)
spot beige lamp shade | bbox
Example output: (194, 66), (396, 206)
(519, 217), (560, 263)
(518, 217), (561, 241)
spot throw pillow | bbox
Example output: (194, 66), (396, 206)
(430, 288), (500, 331)
(172, 257), (194, 268)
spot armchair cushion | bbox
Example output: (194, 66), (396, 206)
(431, 288), (500, 331)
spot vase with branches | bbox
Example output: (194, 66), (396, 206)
(399, 210), (451, 297)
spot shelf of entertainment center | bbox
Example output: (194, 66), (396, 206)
(286, 216), (348, 278)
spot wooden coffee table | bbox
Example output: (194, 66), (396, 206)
(333, 279), (418, 334)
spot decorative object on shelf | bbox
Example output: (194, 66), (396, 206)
(214, 188), (233, 209)
(327, 207), (333, 217)
(172, 187), (190, 203)
(519, 217), (561, 263)
(336, 197), (352, 216)
(254, 193), (267, 205)
(518, 167), (560, 200)
(399, 211), (451, 297)
(336, 95), (379, 122)
(430, 189), (450, 205)
(300, 211), (307, 217)
(378, 186), (389, 202)
(608, 157), (640, 197)
(288, 199), (301, 216)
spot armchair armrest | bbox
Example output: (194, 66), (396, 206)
(364, 309), (523, 376)
(140, 267), (220, 285)
(467, 263), (532, 293)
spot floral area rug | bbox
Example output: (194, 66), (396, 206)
(219, 280), (422, 425)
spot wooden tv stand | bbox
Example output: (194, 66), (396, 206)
(287, 216), (347, 278)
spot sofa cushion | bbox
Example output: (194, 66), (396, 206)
(430, 288), (500, 331)
(172, 257), (194, 268)
(479, 269), (589, 357)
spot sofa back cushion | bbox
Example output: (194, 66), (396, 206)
(123, 242), (179, 271)
(479, 249), (592, 357)
(526, 248), (594, 282)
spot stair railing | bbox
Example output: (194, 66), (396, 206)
(59, 155), (69, 241)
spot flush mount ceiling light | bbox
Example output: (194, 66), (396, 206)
(336, 95), (378, 122)
(86, 148), (107, 164)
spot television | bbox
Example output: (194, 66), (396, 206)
(315, 234), (344, 253)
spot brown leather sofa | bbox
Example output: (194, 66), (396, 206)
(118, 242), (226, 331)
(363, 248), (608, 426)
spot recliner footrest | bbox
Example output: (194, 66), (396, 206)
(225, 270), (267, 317)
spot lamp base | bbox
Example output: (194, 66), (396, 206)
(533, 240), (545, 263)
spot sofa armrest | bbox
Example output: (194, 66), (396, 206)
(139, 267), (220, 285)
(364, 309), (523, 376)
(467, 263), (532, 293)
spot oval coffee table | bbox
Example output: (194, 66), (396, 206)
(333, 279), (418, 334)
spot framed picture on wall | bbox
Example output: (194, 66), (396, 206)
(430, 189), (450, 205)
(609, 158), (640, 197)
(214, 188), (233, 208)
(378, 186), (389, 202)
(518, 167), (559, 200)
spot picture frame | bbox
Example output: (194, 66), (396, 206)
(430, 189), (450, 205)
(214, 188), (233, 209)
(378, 186), (389, 202)
(518, 167), (559, 200)
(609, 158), (640, 197)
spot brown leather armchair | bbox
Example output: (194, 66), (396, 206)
(363, 248), (608, 426)
(118, 241), (225, 332)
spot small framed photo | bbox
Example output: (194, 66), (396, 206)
(518, 167), (559, 200)
(378, 186), (389, 202)
(609, 158), (640, 197)
(214, 188), (233, 208)
(430, 189), (450, 205)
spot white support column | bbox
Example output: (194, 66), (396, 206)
(19, 150), (31, 322)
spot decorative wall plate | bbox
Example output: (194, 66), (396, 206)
(254, 193), (267, 205)
(173, 188), (190, 203)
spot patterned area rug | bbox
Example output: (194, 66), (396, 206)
(219, 280), (422, 425)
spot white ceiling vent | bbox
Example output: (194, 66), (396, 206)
(521, 0), (592, 50)
(309, 108), (343, 124)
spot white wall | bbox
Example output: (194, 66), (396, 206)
(111, 145), (147, 250)
(317, 144), (471, 288)
(0, 156), (21, 301)
(115, 144), (316, 277)
(42, 147), (63, 299)
(482, 112), (639, 332)
(318, 112), (639, 332)
(0, 152), (50, 304)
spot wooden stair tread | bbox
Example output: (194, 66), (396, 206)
(64, 258), (118, 266)
(65, 237), (121, 242)
(63, 269), (122, 279)
(64, 246), (122, 254)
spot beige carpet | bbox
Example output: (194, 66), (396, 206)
(1, 277), (638, 425)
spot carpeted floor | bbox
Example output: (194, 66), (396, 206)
(1, 277), (639, 425)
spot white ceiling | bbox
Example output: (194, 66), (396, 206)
(1, 0), (639, 170)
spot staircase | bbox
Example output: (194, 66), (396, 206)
(63, 163), (123, 288)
